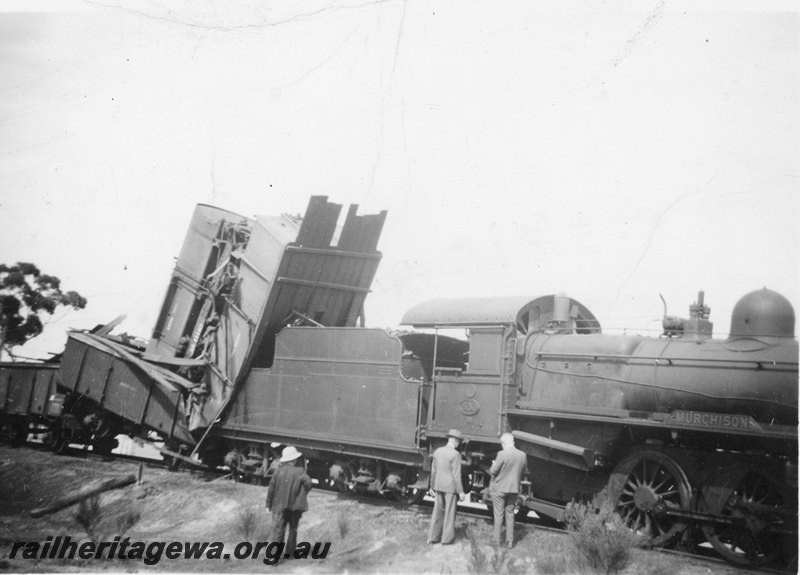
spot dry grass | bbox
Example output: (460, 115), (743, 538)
(630, 550), (685, 575)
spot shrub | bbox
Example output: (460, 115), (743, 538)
(337, 511), (350, 540)
(567, 494), (643, 574)
(115, 508), (140, 536)
(465, 522), (516, 575)
(74, 496), (103, 542)
(237, 506), (259, 539)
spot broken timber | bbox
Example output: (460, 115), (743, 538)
(29, 474), (136, 518)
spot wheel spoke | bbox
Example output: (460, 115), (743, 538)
(647, 463), (662, 485)
(652, 477), (669, 492)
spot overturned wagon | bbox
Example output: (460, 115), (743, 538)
(36, 196), (387, 461)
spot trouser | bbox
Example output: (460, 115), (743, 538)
(272, 509), (303, 555)
(428, 491), (459, 544)
(492, 492), (517, 544)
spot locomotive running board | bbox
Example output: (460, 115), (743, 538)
(511, 429), (598, 471)
(522, 496), (567, 524)
(507, 406), (797, 442)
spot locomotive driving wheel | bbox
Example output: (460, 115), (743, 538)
(697, 466), (791, 567)
(607, 451), (692, 547)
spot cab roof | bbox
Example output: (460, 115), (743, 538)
(400, 294), (600, 334)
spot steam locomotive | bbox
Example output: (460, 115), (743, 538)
(1, 197), (796, 568)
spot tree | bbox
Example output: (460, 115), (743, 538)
(0, 262), (87, 359)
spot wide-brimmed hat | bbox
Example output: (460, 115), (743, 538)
(447, 429), (464, 441)
(270, 442), (281, 448)
(280, 446), (303, 462)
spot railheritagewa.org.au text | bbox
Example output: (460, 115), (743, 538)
(9, 536), (331, 565)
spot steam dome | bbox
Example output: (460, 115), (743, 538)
(729, 288), (795, 339)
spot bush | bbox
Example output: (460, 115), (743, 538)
(466, 523), (503, 574)
(337, 511), (350, 540)
(237, 506), (260, 539)
(567, 494), (643, 574)
(465, 521), (529, 575)
(74, 496), (103, 542)
(115, 508), (140, 536)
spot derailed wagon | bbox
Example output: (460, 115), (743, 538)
(0, 362), (61, 446)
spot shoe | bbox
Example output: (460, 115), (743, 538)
(507, 542), (513, 549)
(427, 540), (440, 545)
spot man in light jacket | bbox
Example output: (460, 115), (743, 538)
(489, 432), (528, 548)
(427, 429), (465, 545)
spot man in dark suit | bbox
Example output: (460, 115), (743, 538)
(427, 429), (466, 545)
(266, 446), (313, 556)
(489, 432), (528, 548)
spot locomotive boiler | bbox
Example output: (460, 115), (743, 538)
(401, 289), (797, 566)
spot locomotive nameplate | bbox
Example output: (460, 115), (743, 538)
(665, 410), (761, 430)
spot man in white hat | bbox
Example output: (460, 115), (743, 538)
(266, 446), (313, 557)
(489, 432), (528, 548)
(427, 429), (466, 545)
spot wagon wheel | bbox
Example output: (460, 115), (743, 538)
(607, 450), (692, 547)
(93, 435), (118, 459)
(45, 426), (68, 454)
(329, 462), (353, 494)
(697, 466), (791, 567)
(10, 418), (29, 447)
(390, 472), (428, 506)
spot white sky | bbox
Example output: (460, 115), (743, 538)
(0, 0), (797, 359)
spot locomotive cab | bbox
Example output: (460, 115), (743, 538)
(401, 294), (601, 479)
